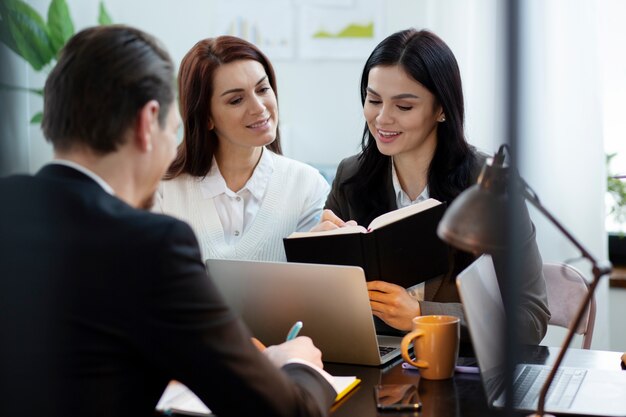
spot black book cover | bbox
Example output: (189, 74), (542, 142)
(283, 202), (449, 288)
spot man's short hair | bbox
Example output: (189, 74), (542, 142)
(42, 25), (175, 153)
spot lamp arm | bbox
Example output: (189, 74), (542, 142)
(516, 177), (612, 417)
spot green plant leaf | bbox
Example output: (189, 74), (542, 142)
(98, 1), (113, 25)
(30, 111), (43, 124)
(0, 4), (22, 56)
(1, 0), (55, 71)
(47, 0), (74, 56)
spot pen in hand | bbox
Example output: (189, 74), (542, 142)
(286, 321), (303, 341)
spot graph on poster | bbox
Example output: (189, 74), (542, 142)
(213, 0), (383, 60)
(214, 0), (294, 60)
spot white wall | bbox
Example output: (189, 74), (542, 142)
(519, 0), (609, 349)
(0, 46), (30, 175)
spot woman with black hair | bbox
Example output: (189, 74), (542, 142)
(318, 29), (549, 344)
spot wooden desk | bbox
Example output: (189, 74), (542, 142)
(326, 347), (625, 417)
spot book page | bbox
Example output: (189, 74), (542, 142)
(367, 198), (441, 231)
(287, 224), (367, 239)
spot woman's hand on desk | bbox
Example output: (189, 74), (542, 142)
(368, 281), (421, 331)
(309, 209), (357, 232)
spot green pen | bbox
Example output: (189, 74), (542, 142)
(286, 321), (303, 341)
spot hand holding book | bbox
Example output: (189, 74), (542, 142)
(284, 198), (450, 288)
(368, 280), (422, 331)
(308, 209), (358, 233)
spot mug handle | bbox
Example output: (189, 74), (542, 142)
(401, 329), (429, 369)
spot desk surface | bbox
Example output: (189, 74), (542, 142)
(325, 347), (625, 417)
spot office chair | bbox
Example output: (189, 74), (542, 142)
(543, 263), (596, 349)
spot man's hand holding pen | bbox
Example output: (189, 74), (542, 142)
(251, 321), (324, 369)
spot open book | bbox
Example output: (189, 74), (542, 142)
(289, 198), (442, 238)
(283, 198), (449, 288)
(156, 376), (361, 416)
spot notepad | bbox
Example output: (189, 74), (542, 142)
(333, 376), (361, 402)
(156, 376), (360, 415)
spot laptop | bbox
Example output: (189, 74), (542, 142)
(456, 254), (626, 416)
(205, 259), (402, 366)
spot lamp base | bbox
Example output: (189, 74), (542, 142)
(527, 413), (556, 417)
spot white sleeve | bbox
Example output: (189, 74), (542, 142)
(283, 358), (339, 395)
(296, 171), (331, 232)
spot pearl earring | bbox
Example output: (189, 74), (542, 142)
(440, 116), (446, 122)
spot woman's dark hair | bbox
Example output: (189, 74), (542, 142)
(42, 25), (175, 153)
(347, 28), (476, 225)
(166, 36), (282, 179)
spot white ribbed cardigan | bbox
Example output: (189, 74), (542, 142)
(154, 153), (328, 262)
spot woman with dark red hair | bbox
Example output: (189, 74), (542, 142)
(154, 36), (329, 262)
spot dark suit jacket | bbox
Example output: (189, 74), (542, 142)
(0, 164), (335, 417)
(325, 152), (550, 344)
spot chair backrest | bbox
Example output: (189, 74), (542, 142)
(543, 263), (596, 349)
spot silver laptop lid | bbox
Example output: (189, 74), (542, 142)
(455, 254), (507, 404)
(206, 259), (397, 365)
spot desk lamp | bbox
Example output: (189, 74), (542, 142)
(437, 145), (612, 417)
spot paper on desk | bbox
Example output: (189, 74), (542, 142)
(333, 376), (361, 402)
(156, 376), (360, 415)
(156, 381), (211, 416)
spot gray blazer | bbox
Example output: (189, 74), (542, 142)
(325, 151), (550, 344)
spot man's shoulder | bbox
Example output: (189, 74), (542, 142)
(0, 173), (37, 188)
(118, 204), (197, 244)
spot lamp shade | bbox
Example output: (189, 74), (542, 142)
(437, 183), (508, 253)
(437, 156), (535, 254)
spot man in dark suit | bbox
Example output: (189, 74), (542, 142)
(0, 25), (336, 417)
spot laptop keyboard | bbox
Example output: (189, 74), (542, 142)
(513, 366), (586, 410)
(379, 346), (396, 357)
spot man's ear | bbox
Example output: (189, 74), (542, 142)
(135, 100), (161, 152)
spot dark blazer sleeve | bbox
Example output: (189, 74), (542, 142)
(139, 219), (335, 417)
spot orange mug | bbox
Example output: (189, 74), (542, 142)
(401, 315), (460, 380)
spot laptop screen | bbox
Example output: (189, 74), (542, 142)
(455, 254), (507, 405)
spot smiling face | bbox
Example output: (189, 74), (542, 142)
(363, 65), (444, 159)
(209, 59), (278, 153)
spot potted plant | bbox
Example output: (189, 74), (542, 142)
(0, 0), (112, 123)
